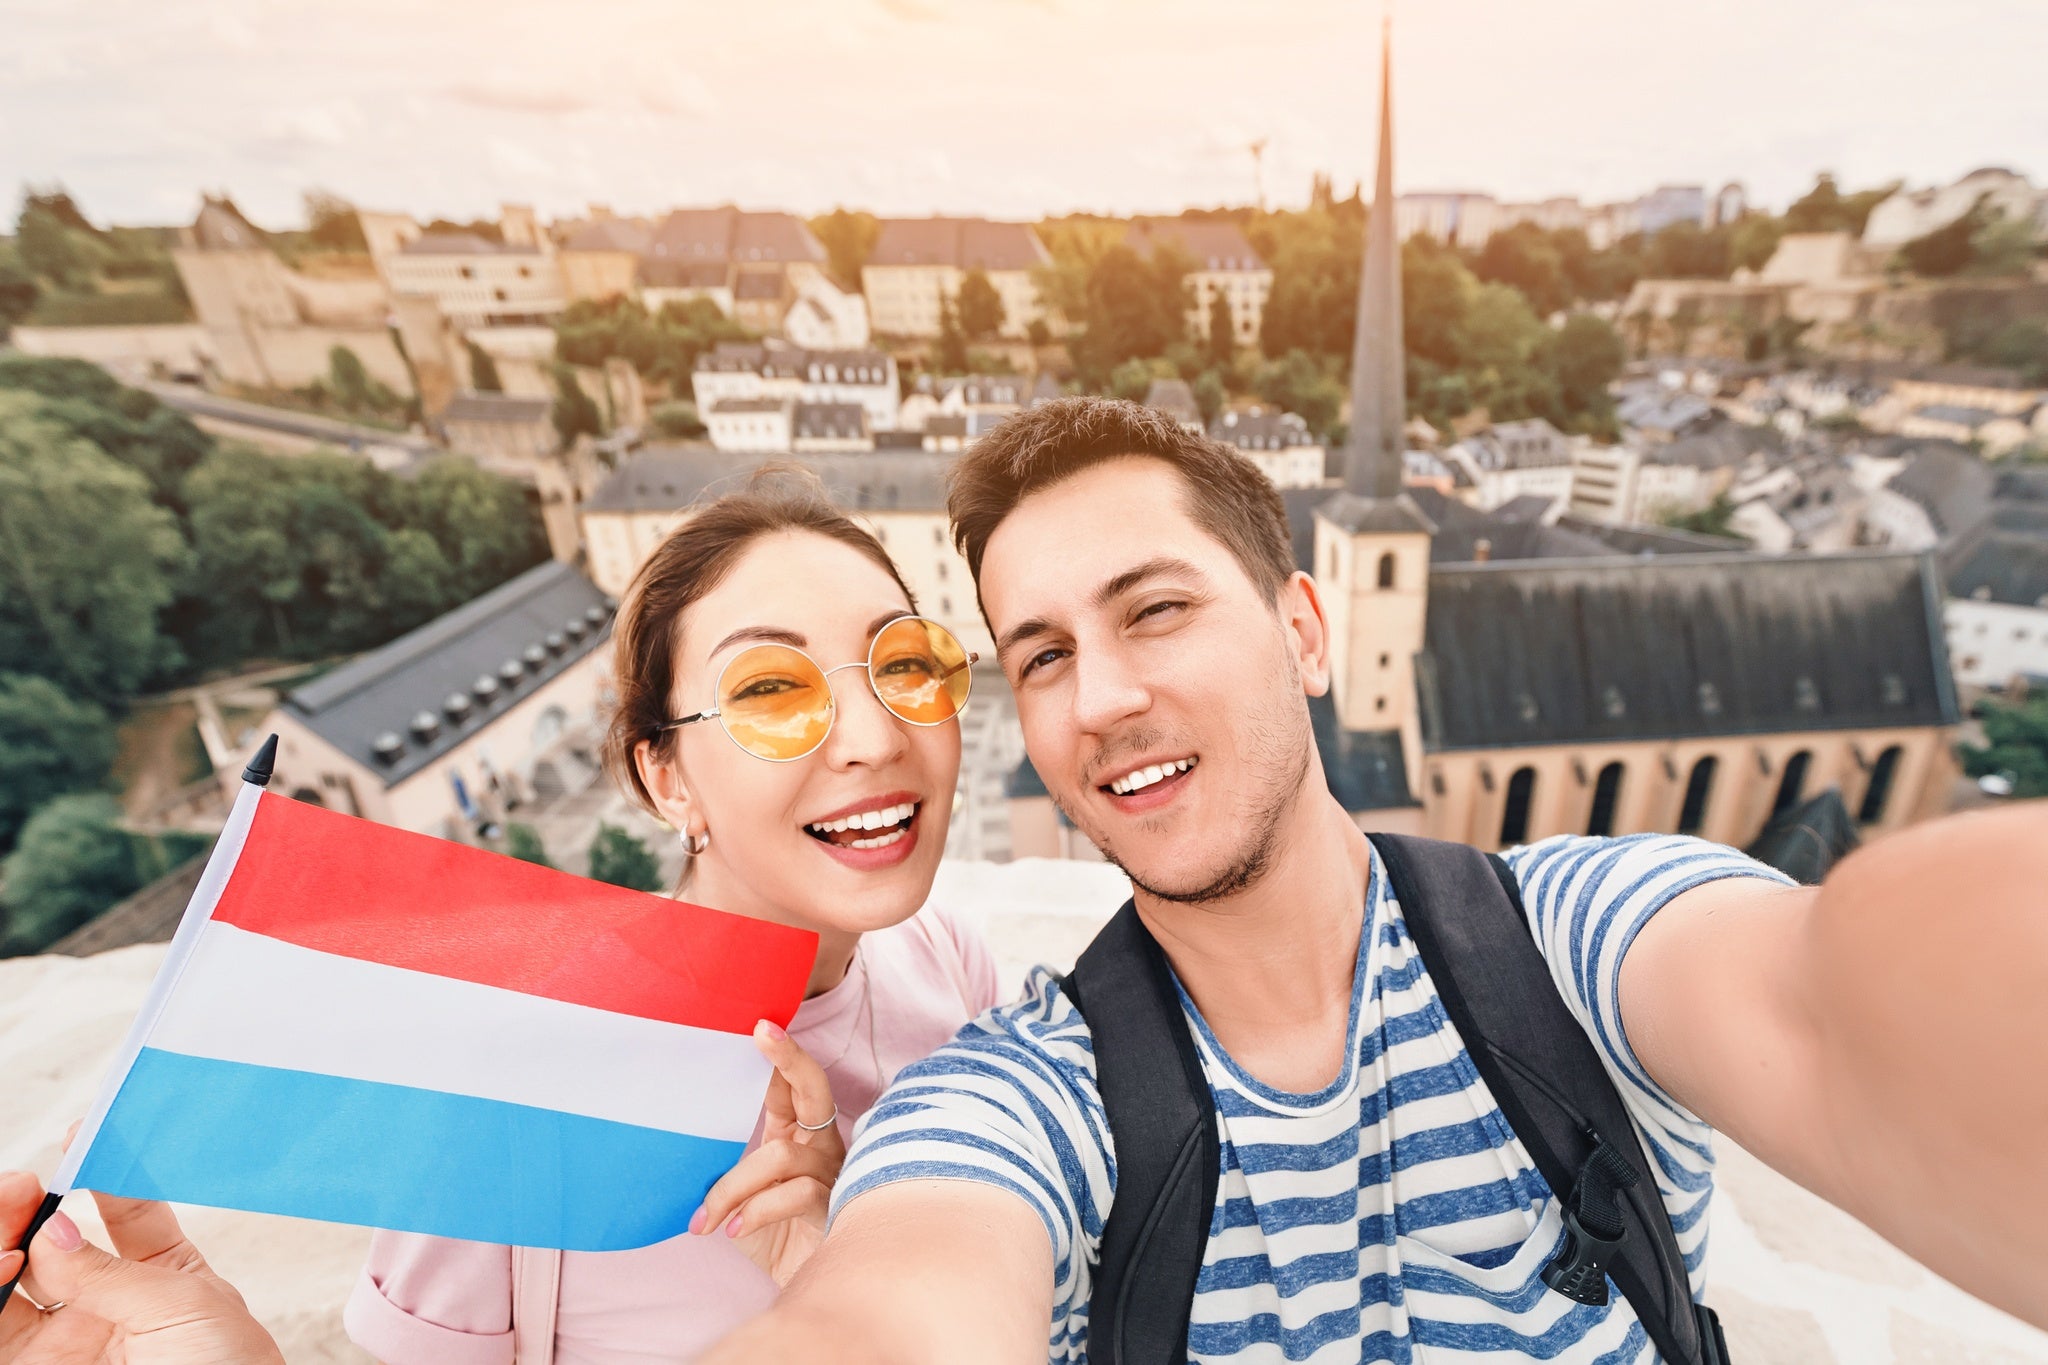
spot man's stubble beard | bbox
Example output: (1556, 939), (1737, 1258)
(1055, 683), (1315, 907)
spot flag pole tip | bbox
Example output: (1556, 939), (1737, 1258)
(242, 734), (279, 788)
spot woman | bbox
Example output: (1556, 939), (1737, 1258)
(0, 471), (1004, 1364)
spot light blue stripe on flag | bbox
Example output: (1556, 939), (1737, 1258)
(75, 1048), (746, 1251)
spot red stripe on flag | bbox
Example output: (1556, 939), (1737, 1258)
(208, 793), (815, 1034)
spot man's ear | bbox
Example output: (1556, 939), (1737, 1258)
(1283, 571), (1334, 698)
(634, 738), (701, 837)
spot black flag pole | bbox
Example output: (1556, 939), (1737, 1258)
(0, 735), (281, 1316)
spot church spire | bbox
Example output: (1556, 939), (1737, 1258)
(1343, 14), (1405, 500)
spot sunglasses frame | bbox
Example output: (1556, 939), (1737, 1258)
(650, 614), (978, 763)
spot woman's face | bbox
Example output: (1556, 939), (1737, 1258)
(640, 530), (962, 937)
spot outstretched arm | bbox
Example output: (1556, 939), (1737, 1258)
(1620, 802), (2048, 1327)
(697, 1180), (1055, 1365)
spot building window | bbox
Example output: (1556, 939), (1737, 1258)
(1378, 652), (1390, 669)
(1678, 755), (1717, 836)
(1500, 767), (1537, 846)
(1377, 552), (1396, 589)
(1773, 749), (1812, 816)
(1858, 745), (1903, 825)
(1587, 761), (1625, 836)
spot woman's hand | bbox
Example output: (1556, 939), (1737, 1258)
(0, 1169), (283, 1365)
(689, 1021), (847, 1287)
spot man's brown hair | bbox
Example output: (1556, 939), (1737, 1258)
(947, 396), (1296, 610)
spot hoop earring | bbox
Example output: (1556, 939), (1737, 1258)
(680, 829), (710, 857)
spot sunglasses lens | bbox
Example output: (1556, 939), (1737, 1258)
(717, 646), (833, 760)
(870, 618), (972, 725)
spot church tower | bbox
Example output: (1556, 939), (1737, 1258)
(1316, 16), (1434, 792)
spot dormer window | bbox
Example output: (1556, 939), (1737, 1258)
(1601, 685), (1626, 720)
(1697, 681), (1722, 716)
(1793, 676), (1821, 712)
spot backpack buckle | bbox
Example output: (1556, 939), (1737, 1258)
(1541, 1206), (1624, 1305)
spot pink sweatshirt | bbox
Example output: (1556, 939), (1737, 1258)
(343, 903), (1003, 1364)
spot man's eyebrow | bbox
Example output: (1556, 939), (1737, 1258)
(996, 558), (1206, 662)
(1092, 556), (1206, 610)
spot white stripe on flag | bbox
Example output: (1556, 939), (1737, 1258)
(149, 922), (772, 1143)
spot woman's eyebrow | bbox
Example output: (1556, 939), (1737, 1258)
(707, 625), (806, 659)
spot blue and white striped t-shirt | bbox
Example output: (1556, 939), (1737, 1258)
(831, 834), (1794, 1363)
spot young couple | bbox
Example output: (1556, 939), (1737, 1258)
(4, 397), (2045, 1365)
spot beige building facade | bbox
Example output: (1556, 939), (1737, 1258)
(863, 218), (1050, 340)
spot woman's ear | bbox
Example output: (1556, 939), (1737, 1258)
(634, 737), (700, 836)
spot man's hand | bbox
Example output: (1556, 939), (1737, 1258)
(0, 1169), (283, 1365)
(699, 1180), (1056, 1365)
(1622, 802), (2048, 1328)
(690, 1021), (847, 1286)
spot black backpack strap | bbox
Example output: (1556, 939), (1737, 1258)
(1061, 901), (1219, 1365)
(1367, 832), (1724, 1365)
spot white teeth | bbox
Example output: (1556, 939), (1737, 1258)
(807, 801), (917, 835)
(1107, 758), (1195, 796)
(846, 828), (908, 850)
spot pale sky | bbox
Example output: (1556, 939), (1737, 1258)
(5, 0), (2044, 231)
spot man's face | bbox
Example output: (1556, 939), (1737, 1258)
(980, 457), (1322, 903)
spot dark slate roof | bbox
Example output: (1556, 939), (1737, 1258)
(1143, 378), (1201, 424)
(282, 561), (613, 787)
(645, 207), (823, 267)
(793, 401), (867, 441)
(1552, 513), (1747, 557)
(1416, 551), (1957, 751)
(1652, 420), (1779, 469)
(47, 855), (207, 956)
(442, 393), (551, 424)
(1317, 491), (1438, 536)
(1310, 694), (1418, 810)
(1888, 444), (1994, 540)
(1744, 789), (1859, 885)
(1126, 218), (1266, 271)
(584, 446), (952, 515)
(1857, 360), (2032, 391)
(1948, 533), (2048, 607)
(1212, 406), (1315, 450)
(710, 396), (791, 415)
(1403, 488), (1610, 563)
(1005, 754), (1050, 800)
(869, 218), (1049, 271)
(1914, 404), (2006, 428)
(563, 218), (653, 254)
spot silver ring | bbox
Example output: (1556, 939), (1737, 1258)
(794, 1107), (838, 1132)
(18, 1287), (64, 1313)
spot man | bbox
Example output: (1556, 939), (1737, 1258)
(703, 397), (2048, 1362)
(6, 398), (2045, 1363)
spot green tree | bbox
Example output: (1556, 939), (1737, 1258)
(809, 208), (879, 293)
(1644, 221), (1733, 279)
(1543, 314), (1627, 436)
(587, 823), (662, 892)
(0, 674), (117, 854)
(1729, 216), (1787, 273)
(0, 249), (38, 329)
(1069, 242), (1191, 388)
(1191, 369), (1226, 425)
(1899, 199), (1991, 278)
(552, 362), (602, 444)
(1782, 173), (1897, 237)
(0, 355), (213, 506)
(1473, 223), (1571, 317)
(0, 794), (142, 954)
(956, 268), (1005, 341)
(1205, 292), (1236, 367)
(649, 400), (706, 439)
(505, 823), (554, 868)
(1960, 695), (2048, 798)
(466, 340), (503, 393)
(1256, 208), (1361, 359)
(934, 293), (971, 373)
(1968, 212), (2038, 278)
(0, 395), (188, 697)
(1659, 493), (1737, 538)
(1254, 350), (1346, 436)
(16, 204), (87, 289)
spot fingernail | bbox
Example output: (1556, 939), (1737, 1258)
(688, 1206), (706, 1235)
(45, 1212), (82, 1252)
(756, 1020), (786, 1042)
(725, 1214), (742, 1238)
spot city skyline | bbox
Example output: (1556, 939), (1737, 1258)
(5, 0), (2045, 229)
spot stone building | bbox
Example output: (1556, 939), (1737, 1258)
(171, 197), (411, 395)
(236, 562), (615, 841)
(862, 218), (1051, 340)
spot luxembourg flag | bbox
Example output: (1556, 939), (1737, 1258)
(49, 737), (817, 1253)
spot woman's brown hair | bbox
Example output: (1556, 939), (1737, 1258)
(601, 465), (918, 815)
